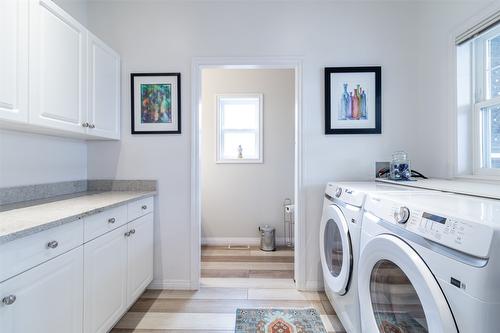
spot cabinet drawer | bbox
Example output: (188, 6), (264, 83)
(128, 197), (154, 221)
(84, 205), (127, 242)
(0, 219), (83, 282)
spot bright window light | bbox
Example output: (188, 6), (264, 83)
(216, 95), (263, 163)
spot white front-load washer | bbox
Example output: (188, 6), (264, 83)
(358, 191), (500, 332)
(319, 182), (433, 333)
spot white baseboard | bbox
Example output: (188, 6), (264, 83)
(201, 237), (288, 246)
(148, 279), (195, 290)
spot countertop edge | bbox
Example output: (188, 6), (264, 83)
(0, 191), (156, 245)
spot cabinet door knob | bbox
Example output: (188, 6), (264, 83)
(47, 240), (58, 249)
(108, 217), (116, 224)
(82, 122), (89, 128)
(2, 295), (16, 305)
(124, 231), (131, 237)
(130, 229), (135, 235)
(141, 205), (147, 210)
(89, 124), (95, 129)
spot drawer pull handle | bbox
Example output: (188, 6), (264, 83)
(47, 240), (58, 249)
(2, 295), (16, 305)
(108, 217), (116, 224)
(141, 205), (148, 210)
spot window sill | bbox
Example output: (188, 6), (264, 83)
(216, 159), (263, 164)
(454, 174), (500, 184)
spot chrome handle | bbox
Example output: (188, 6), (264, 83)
(89, 124), (95, 129)
(141, 205), (147, 210)
(2, 295), (16, 305)
(82, 122), (89, 128)
(108, 217), (116, 224)
(47, 240), (58, 249)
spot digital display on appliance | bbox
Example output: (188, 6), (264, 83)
(422, 212), (447, 224)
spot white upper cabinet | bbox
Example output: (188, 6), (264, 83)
(0, 0), (121, 140)
(29, 0), (87, 134)
(0, 0), (29, 123)
(87, 33), (121, 139)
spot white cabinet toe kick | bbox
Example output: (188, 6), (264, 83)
(0, 196), (155, 333)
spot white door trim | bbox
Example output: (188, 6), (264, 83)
(190, 56), (305, 290)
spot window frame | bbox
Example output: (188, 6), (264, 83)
(215, 94), (264, 164)
(470, 25), (500, 177)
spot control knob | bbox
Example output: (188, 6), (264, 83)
(335, 187), (342, 198)
(394, 206), (410, 224)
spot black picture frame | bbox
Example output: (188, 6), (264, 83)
(131, 72), (181, 134)
(324, 66), (381, 134)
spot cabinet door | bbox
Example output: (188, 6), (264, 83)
(87, 32), (121, 139)
(0, 0), (28, 123)
(0, 247), (83, 333)
(29, 0), (87, 134)
(127, 213), (154, 305)
(84, 225), (127, 333)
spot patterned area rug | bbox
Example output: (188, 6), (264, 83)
(235, 308), (327, 333)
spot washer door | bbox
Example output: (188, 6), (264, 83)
(358, 234), (457, 333)
(319, 204), (353, 295)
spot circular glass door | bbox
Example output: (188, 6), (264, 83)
(324, 218), (343, 277)
(319, 204), (352, 294)
(370, 260), (428, 332)
(358, 234), (457, 333)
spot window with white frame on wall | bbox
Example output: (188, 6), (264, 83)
(456, 15), (500, 177)
(216, 94), (263, 163)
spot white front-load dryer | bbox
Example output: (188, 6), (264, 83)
(319, 182), (433, 333)
(359, 191), (500, 333)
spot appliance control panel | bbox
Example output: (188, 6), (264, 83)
(325, 184), (364, 207)
(404, 207), (493, 258)
(364, 196), (494, 258)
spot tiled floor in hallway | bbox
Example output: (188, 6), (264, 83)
(111, 246), (345, 332)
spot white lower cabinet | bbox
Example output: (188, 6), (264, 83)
(0, 198), (154, 333)
(84, 225), (128, 333)
(0, 247), (84, 333)
(127, 213), (154, 304)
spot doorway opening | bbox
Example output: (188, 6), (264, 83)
(191, 58), (304, 290)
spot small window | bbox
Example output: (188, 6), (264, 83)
(216, 94), (263, 163)
(462, 24), (500, 175)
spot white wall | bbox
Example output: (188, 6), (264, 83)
(201, 69), (295, 242)
(52, 0), (88, 26)
(0, 0), (89, 189)
(86, 0), (492, 289)
(411, 1), (492, 178)
(0, 130), (87, 187)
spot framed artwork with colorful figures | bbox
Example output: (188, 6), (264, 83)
(131, 73), (181, 134)
(325, 66), (381, 134)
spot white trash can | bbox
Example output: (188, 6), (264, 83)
(259, 225), (276, 251)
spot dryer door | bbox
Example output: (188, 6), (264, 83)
(358, 234), (457, 333)
(319, 204), (352, 295)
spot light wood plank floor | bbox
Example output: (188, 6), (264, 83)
(112, 246), (345, 332)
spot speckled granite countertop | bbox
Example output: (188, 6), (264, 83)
(0, 191), (155, 244)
